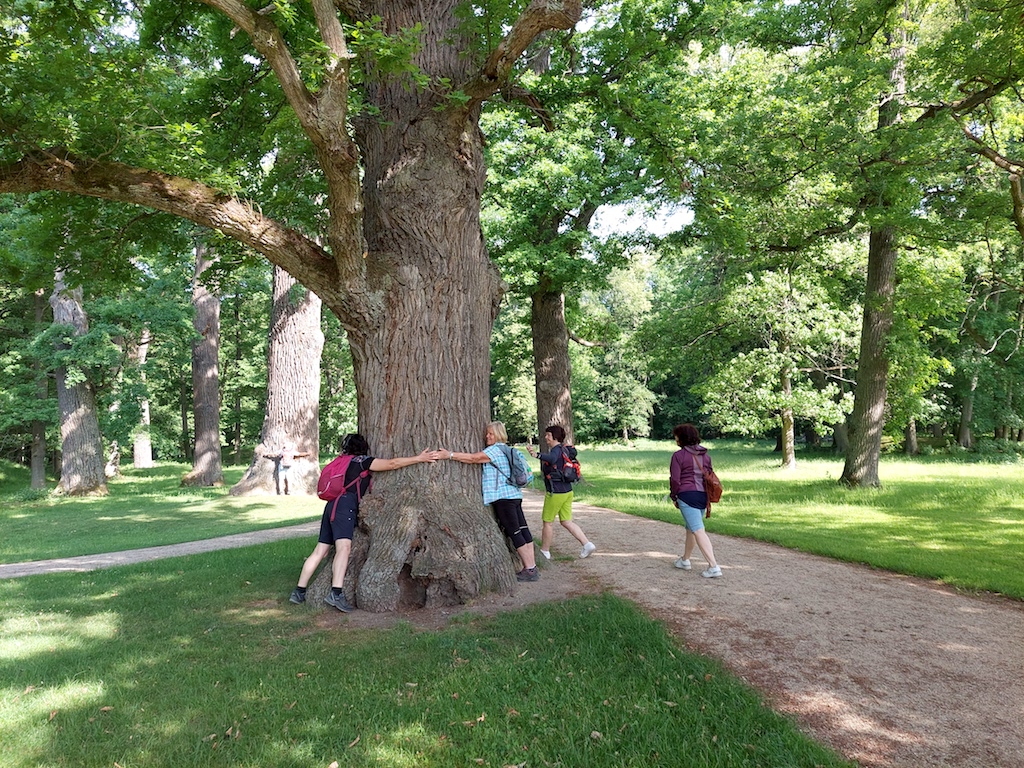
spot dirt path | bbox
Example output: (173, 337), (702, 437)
(4, 492), (1022, 767)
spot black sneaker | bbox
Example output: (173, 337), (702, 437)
(516, 567), (540, 582)
(289, 588), (306, 604)
(324, 592), (355, 612)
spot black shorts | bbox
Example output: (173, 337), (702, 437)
(318, 497), (358, 544)
(491, 498), (533, 549)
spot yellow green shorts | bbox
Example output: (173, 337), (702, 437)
(542, 491), (574, 523)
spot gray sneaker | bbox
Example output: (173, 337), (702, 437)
(325, 592), (355, 612)
(701, 565), (723, 579)
(674, 558), (692, 570)
(516, 567), (540, 582)
(289, 588), (306, 604)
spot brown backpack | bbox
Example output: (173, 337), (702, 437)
(692, 453), (723, 515)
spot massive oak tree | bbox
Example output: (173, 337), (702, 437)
(0, 0), (580, 610)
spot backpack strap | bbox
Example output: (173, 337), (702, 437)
(691, 453), (712, 517)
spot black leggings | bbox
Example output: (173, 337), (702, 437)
(491, 498), (534, 549)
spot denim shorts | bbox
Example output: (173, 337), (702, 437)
(677, 501), (706, 532)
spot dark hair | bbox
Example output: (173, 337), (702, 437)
(673, 423), (701, 447)
(341, 433), (370, 456)
(545, 425), (566, 443)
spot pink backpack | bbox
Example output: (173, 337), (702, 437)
(317, 455), (372, 502)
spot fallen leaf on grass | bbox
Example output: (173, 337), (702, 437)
(285, 701), (297, 710)
(590, 731), (602, 740)
(48, 710), (57, 722)
(348, 736), (360, 748)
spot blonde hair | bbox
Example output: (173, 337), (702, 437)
(487, 421), (508, 443)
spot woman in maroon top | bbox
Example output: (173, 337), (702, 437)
(669, 423), (723, 578)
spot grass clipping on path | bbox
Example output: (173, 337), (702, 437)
(0, 543), (852, 768)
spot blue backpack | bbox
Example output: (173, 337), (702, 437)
(498, 445), (532, 488)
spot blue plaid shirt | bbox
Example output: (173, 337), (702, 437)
(482, 443), (524, 505)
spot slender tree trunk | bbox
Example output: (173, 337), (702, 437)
(958, 373), (976, 448)
(133, 328), (154, 468)
(31, 288), (48, 489)
(231, 295), (244, 465)
(841, 24), (905, 488)
(841, 223), (898, 487)
(780, 362), (797, 469)
(904, 418), (918, 455)
(532, 287), (574, 443)
(182, 242), (224, 487)
(231, 265), (324, 496)
(50, 271), (108, 496)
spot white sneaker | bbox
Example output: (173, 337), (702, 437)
(580, 542), (596, 558)
(674, 558), (691, 570)
(540, 550), (551, 560)
(701, 565), (723, 578)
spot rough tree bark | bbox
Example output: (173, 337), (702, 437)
(231, 266), (324, 496)
(50, 271), (108, 496)
(532, 287), (575, 443)
(0, 0), (582, 611)
(181, 242), (224, 487)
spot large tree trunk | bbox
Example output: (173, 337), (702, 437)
(31, 288), (48, 490)
(334, 5), (520, 611)
(231, 265), (324, 496)
(50, 271), (108, 496)
(532, 288), (575, 443)
(182, 242), (224, 487)
(133, 328), (155, 468)
(841, 26), (905, 488)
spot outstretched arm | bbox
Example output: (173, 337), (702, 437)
(443, 449), (491, 465)
(369, 449), (441, 472)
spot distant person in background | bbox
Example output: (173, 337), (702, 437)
(290, 434), (440, 611)
(445, 421), (540, 582)
(526, 424), (595, 560)
(265, 440), (309, 495)
(669, 423), (723, 578)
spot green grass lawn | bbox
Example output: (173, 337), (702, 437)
(0, 542), (852, 768)
(0, 462), (323, 563)
(563, 439), (1024, 600)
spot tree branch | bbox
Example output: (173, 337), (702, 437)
(0, 149), (339, 297)
(199, 0), (319, 131)
(766, 198), (868, 253)
(464, 0), (582, 101)
(956, 119), (1024, 241)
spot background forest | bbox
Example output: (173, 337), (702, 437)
(2, 0), (1023, 493)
